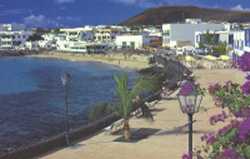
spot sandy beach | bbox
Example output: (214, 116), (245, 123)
(40, 69), (244, 159)
(29, 52), (150, 70)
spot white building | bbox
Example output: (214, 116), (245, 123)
(194, 30), (234, 48)
(115, 35), (144, 49)
(57, 40), (108, 53)
(57, 27), (110, 53)
(0, 24), (32, 50)
(233, 29), (250, 56)
(93, 28), (116, 42)
(143, 27), (162, 37)
(0, 30), (33, 50)
(185, 18), (202, 24)
(24, 41), (40, 50)
(162, 22), (226, 48)
(0, 24), (25, 32)
(60, 28), (94, 42)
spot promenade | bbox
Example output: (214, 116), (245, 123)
(41, 69), (244, 159)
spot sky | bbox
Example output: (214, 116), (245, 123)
(0, 0), (250, 28)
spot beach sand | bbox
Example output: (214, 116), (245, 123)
(41, 69), (244, 159)
(29, 52), (150, 70)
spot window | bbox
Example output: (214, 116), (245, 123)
(130, 42), (135, 49)
(122, 42), (127, 48)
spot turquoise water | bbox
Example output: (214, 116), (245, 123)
(0, 56), (135, 153)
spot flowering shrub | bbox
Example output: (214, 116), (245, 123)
(182, 153), (192, 159)
(208, 81), (243, 111)
(209, 111), (228, 125)
(208, 82), (221, 95)
(239, 53), (250, 72)
(241, 80), (250, 95)
(182, 53), (250, 159)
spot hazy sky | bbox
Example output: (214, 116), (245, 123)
(0, 0), (250, 27)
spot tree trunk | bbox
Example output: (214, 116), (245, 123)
(123, 119), (131, 141)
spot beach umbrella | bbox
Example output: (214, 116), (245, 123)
(219, 55), (230, 61)
(185, 56), (195, 62)
(205, 55), (217, 61)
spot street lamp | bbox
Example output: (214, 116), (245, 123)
(177, 82), (203, 158)
(61, 72), (71, 146)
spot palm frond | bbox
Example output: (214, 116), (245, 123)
(114, 73), (155, 120)
(114, 73), (132, 119)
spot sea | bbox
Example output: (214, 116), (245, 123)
(0, 56), (136, 153)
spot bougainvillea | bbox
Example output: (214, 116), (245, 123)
(241, 80), (250, 95)
(209, 111), (228, 125)
(221, 148), (241, 159)
(208, 83), (221, 95)
(182, 153), (192, 159)
(238, 117), (250, 141)
(239, 53), (250, 72)
(182, 53), (250, 159)
(200, 132), (216, 144)
(246, 74), (250, 80)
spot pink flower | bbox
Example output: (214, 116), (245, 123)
(241, 80), (250, 96)
(208, 82), (221, 95)
(209, 111), (228, 125)
(239, 53), (250, 72)
(201, 132), (216, 144)
(182, 153), (192, 159)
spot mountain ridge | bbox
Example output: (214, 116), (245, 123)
(121, 6), (250, 25)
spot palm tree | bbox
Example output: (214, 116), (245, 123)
(114, 73), (153, 141)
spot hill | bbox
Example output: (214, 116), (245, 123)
(121, 6), (250, 25)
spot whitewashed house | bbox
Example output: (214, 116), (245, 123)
(0, 24), (33, 50)
(115, 35), (144, 49)
(59, 28), (94, 42)
(24, 41), (40, 50)
(93, 28), (116, 43)
(194, 30), (234, 48)
(233, 29), (250, 56)
(57, 27), (109, 53)
(162, 21), (226, 48)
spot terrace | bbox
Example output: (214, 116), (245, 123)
(41, 69), (244, 159)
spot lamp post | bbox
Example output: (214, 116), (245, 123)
(177, 82), (203, 158)
(61, 72), (71, 146)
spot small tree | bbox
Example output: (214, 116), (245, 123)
(114, 73), (153, 141)
(213, 42), (227, 56)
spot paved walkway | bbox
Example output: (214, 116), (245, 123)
(41, 69), (244, 159)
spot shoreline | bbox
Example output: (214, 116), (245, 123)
(27, 52), (150, 70)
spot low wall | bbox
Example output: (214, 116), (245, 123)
(0, 91), (162, 159)
(0, 114), (120, 159)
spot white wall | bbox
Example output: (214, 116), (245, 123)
(194, 31), (232, 48)
(162, 23), (225, 48)
(115, 35), (143, 49)
(0, 31), (32, 49)
(233, 31), (246, 55)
